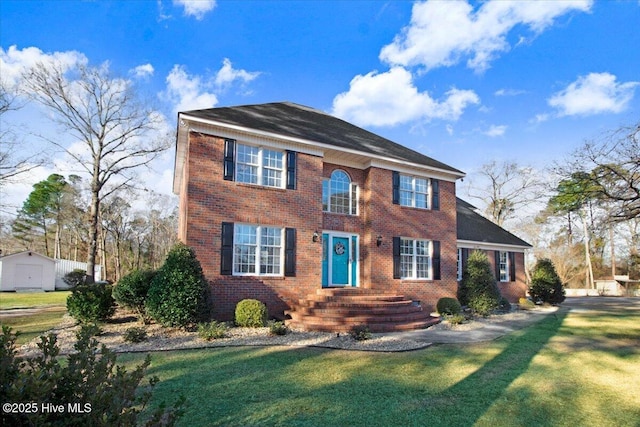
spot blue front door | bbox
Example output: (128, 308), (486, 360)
(322, 234), (358, 287)
(331, 237), (350, 285)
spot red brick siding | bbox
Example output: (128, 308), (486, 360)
(181, 132), (462, 319)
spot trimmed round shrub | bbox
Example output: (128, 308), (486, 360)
(113, 269), (156, 323)
(436, 297), (462, 316)
(458, 250), (502, 316)
(235, 299), (268, 327)
(66, 282), (116, 323)
(529, 258), (566, 304)
(146, 243), (210, 329)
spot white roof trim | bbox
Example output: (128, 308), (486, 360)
(176, 113), (465, 180)
(457, 240), (530, 252)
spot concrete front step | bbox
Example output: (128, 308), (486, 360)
(286, 311), (431, 324)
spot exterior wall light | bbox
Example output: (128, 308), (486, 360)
(376, 235), (383, 247)
(313, 231), (319, 243)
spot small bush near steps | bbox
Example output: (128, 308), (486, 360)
(436, 297), (462, 316)
(349, 325), (371, 341)
(197, 321), (229, 340)
(235, 299), (268, 327)
(268, 320), (289, 336)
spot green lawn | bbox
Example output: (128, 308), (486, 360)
(0, 291), (71, 309)
(0, 291), (70, 344)
(118, 302), (640, 427)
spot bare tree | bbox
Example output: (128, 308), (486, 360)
(23, 61), (171, 283)
(0, 81), (44, 200)
(564, 122), (640, 221)
(466, 160), (544, 227)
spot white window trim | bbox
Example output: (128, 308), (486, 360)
(499, 251), (509, 282)
(235, 143), (285, 189)
(400, 238), (433, 280)
(322, 170), (359, 215)
(233, 224), (284, 277)
(399, 174), (431, 209)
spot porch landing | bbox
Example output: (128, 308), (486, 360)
(284, 288), (440, 333)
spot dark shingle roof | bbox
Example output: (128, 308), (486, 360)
(183, 102), (463, 174)
(457, 198), (532, 248)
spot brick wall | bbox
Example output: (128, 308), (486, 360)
(181, 132), (463, 319)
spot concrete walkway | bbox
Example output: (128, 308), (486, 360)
(392, 296), (639, 344)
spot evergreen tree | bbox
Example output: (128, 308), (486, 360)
(529, 258), (566, 304)
(457, 250), (502, 316)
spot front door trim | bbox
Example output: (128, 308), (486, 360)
(322, 231), (359, 288)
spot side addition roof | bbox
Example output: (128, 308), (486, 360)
(457, 198), (532, 249)
(180, 102), (464, 175)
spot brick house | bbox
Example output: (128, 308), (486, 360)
(173, 102), (531, 330)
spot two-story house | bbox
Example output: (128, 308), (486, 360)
(173, 102), (531, 331)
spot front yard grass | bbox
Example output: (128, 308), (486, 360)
(118, 302), (640, 427)
(0, 291), (70, 344)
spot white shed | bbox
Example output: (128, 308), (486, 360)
(0, 251), (56, 292)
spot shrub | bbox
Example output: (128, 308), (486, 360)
(458, 250), (502, 316)
(63, 268), (86, 288)
(349, 324), (372, 341)
(436, 297), (462, 316)
(113, 269), (156, 323)
(268, 320), (289, 336)
(66, 282), (116, 323)
(235, 299), (268, 327)
(446, 313), (466, 325)
(146, 243), (210, 329)
(0, 325), (184, 426)
(123, 326), (148, 343)
(497, 297), (512, 312)
(519, 297), (536, 310)
(197, 321), (229, 340)
(529, 258), (566, 304)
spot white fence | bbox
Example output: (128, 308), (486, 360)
(54, 259), (102, 289)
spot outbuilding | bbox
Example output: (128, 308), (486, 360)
(0, 251), (56, 292)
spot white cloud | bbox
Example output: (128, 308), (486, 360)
(173, 0), (216, 20)
(332, 67), (479, 127)
(379, 0), (592, 73)
(446, 124), (454, 136)
(548, 72), (639, 116)
(483, 124), (507, 137)
(0, 45), (87, 88)
(495, 88), (526, 97)
(162, 64), (219, 114)
(214, 58), (261, 90)
(131, 63), (154, 78)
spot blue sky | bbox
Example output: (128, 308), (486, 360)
(1, 0), (639, 213)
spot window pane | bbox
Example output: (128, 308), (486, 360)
(260, 227), (282, 275)
(262, 150), (283, 188)
(233, 225), (257, 274)
(330, 171), (351, 214)
(400, 239), (413, 279)
(322, 180), (329, 211)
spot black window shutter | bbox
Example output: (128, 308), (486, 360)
(223, 139), (235, 181)
(392, 171), (400, 205)
(461, 248), (469, 274)
(509, 251), (516, 282)
(393, 237), (401, 279)
(220, 222), (234, 275)
(432, 240), (441, 280)
(431, 179), (440, 210)
(284, 228), (296, 276)
(286, 151), (297, 190)
(494, 251), (501, 279)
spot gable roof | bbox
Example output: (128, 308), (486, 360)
(457, 198), (532, 249)
(180, 102), (463, 175)
(0, 251), (56, 263)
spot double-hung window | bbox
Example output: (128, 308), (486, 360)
(236, 144), (284, 188)
(400, 175), (429, 208)
(233, 224), (283, 275)
(498, 251), (509, 282)
(322, 170), (358, 215)
(400, 238), (432, 279)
